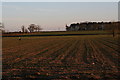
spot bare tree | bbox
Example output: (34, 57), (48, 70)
(0, 22), (5, 33)
(28, 24), (42, 32)
(28, 24), (36, 32)
(36, 25), (42, 32)
(21, 25), (25, 33)
(25, 28), (28, 33)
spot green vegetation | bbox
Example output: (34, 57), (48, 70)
(3, 30), (119, 37)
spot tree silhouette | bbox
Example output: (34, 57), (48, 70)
(28, 24), (36, 32)
(28, 24), (42, 32)
(21, 25), (25, 33)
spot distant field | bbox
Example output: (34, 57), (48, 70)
(3, 30), (119, 37)
(2, 35), (120, 79)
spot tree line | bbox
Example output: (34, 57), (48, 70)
(66, 21), (120, 31)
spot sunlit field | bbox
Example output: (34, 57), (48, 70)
(2, 34), (120, 79)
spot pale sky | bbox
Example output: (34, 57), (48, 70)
(2, 2), (118, 31)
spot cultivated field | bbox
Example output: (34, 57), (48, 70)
(2, 35), (120, 79)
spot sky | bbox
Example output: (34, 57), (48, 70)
(2, 2), (118, 31)
(1, 0), (119, 2)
